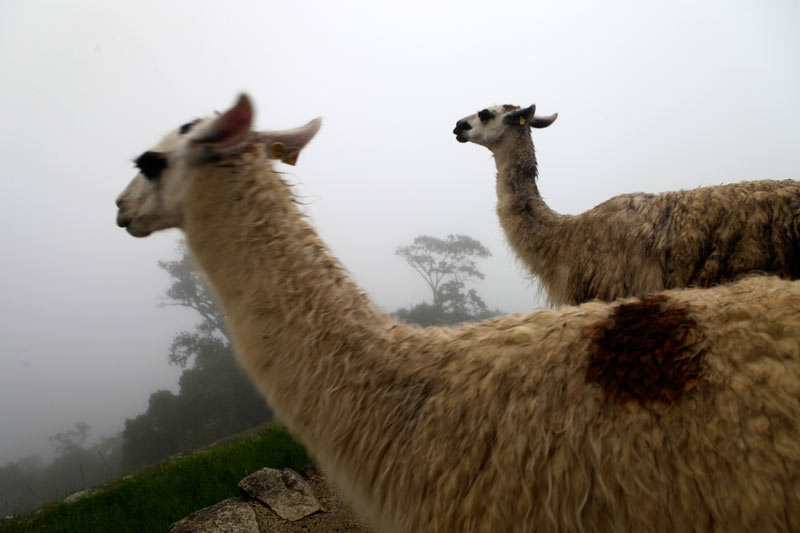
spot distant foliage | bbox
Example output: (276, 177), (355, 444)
(121, 337), (272, 470)
(395, 234), (501, 326)
(120, 243), (272, 471)
(2, 253), (274, 513)
(4, 425), (309, 533)
(0, 423), (122, 515)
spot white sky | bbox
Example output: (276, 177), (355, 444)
(1, 0), (798, 465)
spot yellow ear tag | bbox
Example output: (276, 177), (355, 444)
(519, 117), (526, 125)
(268, 142), (287, 160)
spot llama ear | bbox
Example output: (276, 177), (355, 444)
(503, 105), (536, 126)
(193, 94), (253, 149)
(257, 118), (322, 166)
(530, 112), (558, 129)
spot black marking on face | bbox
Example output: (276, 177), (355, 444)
(134, 151), (168, 180)
(179, 119), (199, 135)
(478, 109), (496, 123)
(452, 119), (473, 142)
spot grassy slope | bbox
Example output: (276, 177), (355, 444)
(1, 424), (311, 533)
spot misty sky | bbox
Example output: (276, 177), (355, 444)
(1, 0), (798, 465)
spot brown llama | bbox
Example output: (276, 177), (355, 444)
(454, 104), (800, 305)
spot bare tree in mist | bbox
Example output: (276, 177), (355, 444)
(158, 242), (229, 367)
(395, 234), (501, 326)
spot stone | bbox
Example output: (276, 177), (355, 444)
(169, 498), (258, 533)
(63, 488), (94, 504)
(238, 467), (323, 521)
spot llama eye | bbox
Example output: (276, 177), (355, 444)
(134, 151), (168, 180)
(478, 109), (495, 123)
(179, 119), (199, 135)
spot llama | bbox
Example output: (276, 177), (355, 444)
(454, 104), (800, 306)
(116, 94), (800, 532)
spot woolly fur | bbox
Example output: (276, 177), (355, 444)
(464, 109), (800, 306)
(120, 98), (800, 532)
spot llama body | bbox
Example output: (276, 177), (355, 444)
(454, 104), (800, 305)
(117, 95), (800, 532)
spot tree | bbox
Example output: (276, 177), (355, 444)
(49, 422), (90, 457)
(46, 423), (117, 498)
(120, 242), (272, 471)
(396, 234), (491, 309)
(158, 245), (228, 367)
(395, 234), (501, 326)
(0, 424), (123, 514)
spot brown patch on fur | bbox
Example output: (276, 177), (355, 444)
(502, 104), (521, 111)
(585, 295), (706, 406)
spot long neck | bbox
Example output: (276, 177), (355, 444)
(181, 146), (392, 452)
(492, 130), (560, 226)
(491, 131), (577, 304)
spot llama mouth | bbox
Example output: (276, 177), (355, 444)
(125, 225), (152, 238)
(117, 214), (152, 237)
(455, 134), (469, 143)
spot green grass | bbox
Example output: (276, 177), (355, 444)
(1, 424), (311, 533)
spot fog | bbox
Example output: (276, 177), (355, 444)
(1, 0), (798, 466)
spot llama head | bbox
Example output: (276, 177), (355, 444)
(453, 104), (558, 149)
(115, 94), (321, 237)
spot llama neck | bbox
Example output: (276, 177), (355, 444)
(492, 131), (558, 222)
(492, 132), (565, 252)
(181, 146), (389, 445)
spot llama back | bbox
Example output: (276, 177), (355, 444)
(652, 179), (800, 286)
(317, 276), (800, 532)
(446, 276), (799, 531)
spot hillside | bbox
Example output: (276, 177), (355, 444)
(1, 424), (370, 532)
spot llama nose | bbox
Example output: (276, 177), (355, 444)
(116, 208), (131, 227)
(453, 120), (472, 134)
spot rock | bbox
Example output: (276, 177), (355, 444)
(301, 463), (324, 481)
(238, 467), (323, 521)
(169, 498), (258, 533)
(63, 488), (94, 504)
